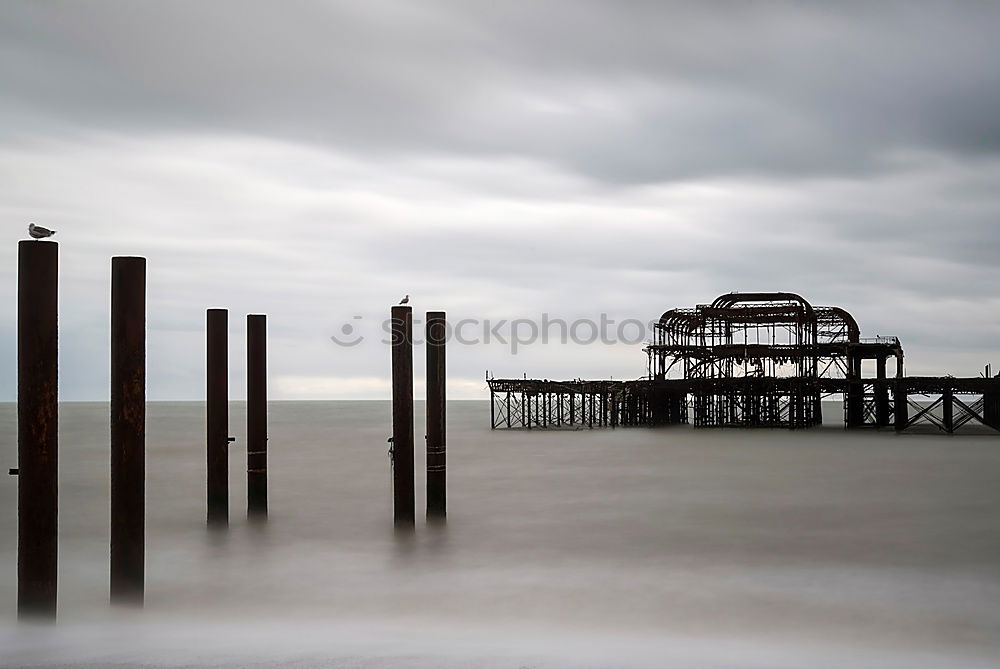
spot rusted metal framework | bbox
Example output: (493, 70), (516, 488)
(486, 378), (683, 429)
(646, 292), (902, 428)
(488, 292), (1000, 433)
(895, 376), (1000, 434)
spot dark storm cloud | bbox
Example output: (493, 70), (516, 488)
(3, 1), (1000, 183)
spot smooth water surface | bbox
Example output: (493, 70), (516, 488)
(1, 401), (999, 667)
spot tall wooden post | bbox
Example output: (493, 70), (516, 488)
(391, 306), (414, 527)
(206, 309), (229, 527)
(110, 256), (146, 605)
(426, 311), (446, 520)
(17, 240), (58, 620)
(247, 314), (267, 519)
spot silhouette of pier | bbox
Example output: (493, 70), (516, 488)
(488, 292), (1000, 434)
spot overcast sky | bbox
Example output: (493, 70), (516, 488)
(2, 0), (999, 400)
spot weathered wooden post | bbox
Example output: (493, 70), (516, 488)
(426, 311), (446, 520)
(110, 256), (146, 605)
(247, 314), (267, 519)
(206, 308), (229, 527)
(17, 240), (58, 620)
(391, 306), (414, 527)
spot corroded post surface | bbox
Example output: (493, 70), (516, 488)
(110, 256), (146, 605)
(18, 240), (58, 620)
(247, 314), (267, 519)
(426, 311), (446, 520)
(391, 306), (414, 527)
(207, 308), (229, 527)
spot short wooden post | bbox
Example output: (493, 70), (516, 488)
(206, 309), (229, 527)
(391, 306), (414, 527)
(426, 311), (446, 520)
(247, 314), (267, 519)
(110, 256), (146, 605)
(17, 240), (58, 620)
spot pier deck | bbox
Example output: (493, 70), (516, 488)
(487, 376), (1000, 433)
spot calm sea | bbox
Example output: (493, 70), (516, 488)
(1, 401), (999, 668)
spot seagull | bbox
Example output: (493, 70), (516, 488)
(399, 294), (410, 305)
(28, 223), (56, 240)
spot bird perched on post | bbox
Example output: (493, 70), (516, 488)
(28, 223), (56, 240)
(399, 295), (410, 305)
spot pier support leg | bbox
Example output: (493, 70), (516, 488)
(894, 382), (908, 432)
(942, 389), (954, 434)
(247, 314), (267, 520)
(206, 309), (229, 527)
(984, 392), (1000, 430)
(17, 240), (58, 620)
(875, 357), (890, 427)
(110, 257), (145, 605)
(426, 312), (446, 521)
(391, 306), (414, 528)
(489, 388), (496, 429)
(650, 385), (664, 426)
(846, 355), (864, 428)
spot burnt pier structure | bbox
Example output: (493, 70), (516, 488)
(488, 292), (1000, 434)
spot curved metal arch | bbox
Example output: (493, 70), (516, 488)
(828, 307), (860, 343)
(656, 308), (703, 345)
(709, 291), (816, 319)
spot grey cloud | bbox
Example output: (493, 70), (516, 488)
(3, 1), (1000, 183)
(1, 2), (999, 399)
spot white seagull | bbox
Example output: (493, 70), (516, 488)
(399, 294), (410, 305)
(28, 223), (56, 240)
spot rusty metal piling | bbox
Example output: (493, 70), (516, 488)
(875, 357), (890, 427)
(426, 312), (446, 520)
(391, 306), (414, 527)
(17, 240), (59, 620)
(942, 388), (954, 434)
(894, 381), (908, 432)
(985, 390), (1000, 430)
(206, 309), (229, 527)
(110, 257), (146, 605)
(247, 314), (267, 519)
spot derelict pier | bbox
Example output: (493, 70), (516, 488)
(488, 292), (1000, 434)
